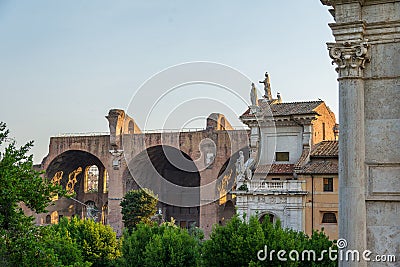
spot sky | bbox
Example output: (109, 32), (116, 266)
(0, 1), (338, 163)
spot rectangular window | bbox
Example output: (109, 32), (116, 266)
(322, 122), (326, 140)
(322, 212), (337, 223)
(323, 178), (333, 192)
(275, 152), (289, 161)
(272, 178), (280, 181)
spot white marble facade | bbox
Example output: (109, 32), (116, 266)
(235, 180), (306, 231)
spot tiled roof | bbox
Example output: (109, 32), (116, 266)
(269, 101), (323, 116)
(298, 161), (338, 174)
(255, 164), (294, 174)
(241, 100), (323, 118)
(311, 141), (338, 157)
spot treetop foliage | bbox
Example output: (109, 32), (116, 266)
(120, 188), (158, 231)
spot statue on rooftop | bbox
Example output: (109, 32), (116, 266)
(259, 72), (272, 100)
(250, 83), (258, 106)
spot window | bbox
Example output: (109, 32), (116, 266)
(45, 215), (51, 224)
(275, 152), (289, 161)
(85, 165), (99, 193)
(322, 122), (326, 140)
(323, 178), (333, 192)
(259, 213), (274, 223)
(322, 212), (337, 223)
(272, 178), (280, 181)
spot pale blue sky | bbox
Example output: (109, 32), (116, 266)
(0, 1), (337, 163)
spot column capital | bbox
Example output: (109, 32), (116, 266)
(327, 40), (370, 78)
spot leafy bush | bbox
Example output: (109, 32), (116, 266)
(52, 217), (121, 267)
(202, 215), (337, 267)
(118, 222), (202, 267)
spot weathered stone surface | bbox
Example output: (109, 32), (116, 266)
(322, 0), (400, 266)
(32, 110), (248, 238)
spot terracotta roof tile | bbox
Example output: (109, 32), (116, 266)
(311, 141), (338, 157)
(269, 101), (323, 116)
(240, 100), (323, 118)
(255, 164), (294, 174)
(298, 161), (338, 174)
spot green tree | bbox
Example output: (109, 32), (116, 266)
(202, 215), (338, 267)
(118, 222), (202, 267)
(202, 215), (267, 267)
(41, 226), (92, 267)
(0, 122), (64, 230)
(120, 188), (158, 231)
(0, 122), (66, 266)
(52, 217), (121, 267)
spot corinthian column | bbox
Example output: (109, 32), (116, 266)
(328, 40), (370, 267)
(322, 1), (400, 267)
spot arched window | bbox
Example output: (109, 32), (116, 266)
(322, 212), (337, 223)
(45, 214), (51, 224)
(85, 165), (99, 193)
(259, 213), (275, 224)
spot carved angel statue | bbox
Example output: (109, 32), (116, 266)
(244, 157), (255, 180)
(250, 83), (258, 106)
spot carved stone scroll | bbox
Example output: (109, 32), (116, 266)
(327, 40), (370, 77)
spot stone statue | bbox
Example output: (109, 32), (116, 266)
(244, 158), (255, 180)
(259, 72), (272, 100)
(235, 151), (245, 179)
(250, 83), (258, 106)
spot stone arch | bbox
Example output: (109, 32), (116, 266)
(45, 150), (109, 223)
(259, 211), (278, 224)
(125, 145), (201, 227)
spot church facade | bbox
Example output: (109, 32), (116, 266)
(235, 78), (339, 239)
